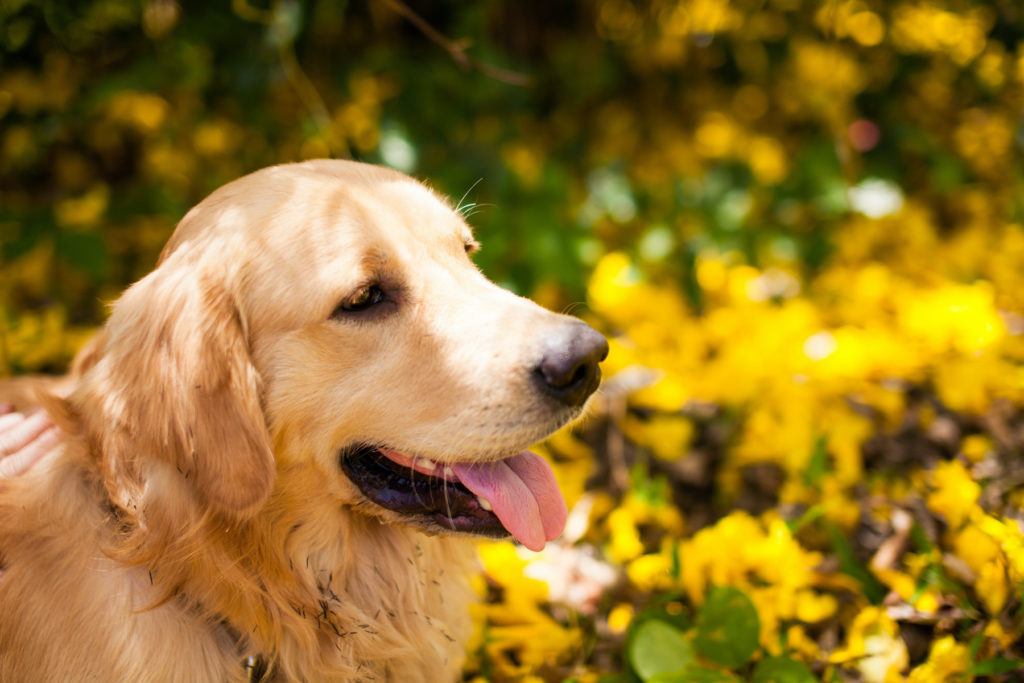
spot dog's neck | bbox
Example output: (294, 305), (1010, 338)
(103, 457), (477, 680)
(47, 381), (479, 680)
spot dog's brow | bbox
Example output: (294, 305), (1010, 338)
(358, 249), (390, 271)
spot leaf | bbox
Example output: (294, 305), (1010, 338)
(694, 586), (760, 668)
(627, 619), (696, 681)
(634, 594), (692, 633)
(825, 521), (887, 604)
(55, 232), (108, 280)
(649, 665), (740, 682)
(752, 656), (817, 683)
(968, 632), (984, 662)
(786, 505), (824, 534)
(971, 657), (1024, 675)
(803, 435), (829, 486)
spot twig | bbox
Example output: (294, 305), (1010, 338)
(231, 0), (348, 157)
(232, 0), (274, 24)
(377, 0), (532, 86)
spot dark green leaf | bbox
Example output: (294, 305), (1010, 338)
(971, 657), (1024, 675)
(825, 522), (887, 604)
(694, 586), (760, 668)
(634, 594), (692, 634)
(752, 656), (817, 683)
(803, 435), (829, 487)
(649, 665), (740, 682)
(56, 232), (108, 280)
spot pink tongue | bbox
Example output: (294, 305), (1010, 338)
(452, 451), (567, 552)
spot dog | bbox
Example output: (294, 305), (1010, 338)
(0, 160), (607, 681)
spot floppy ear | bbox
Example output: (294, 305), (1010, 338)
(74, 263), (274, 518)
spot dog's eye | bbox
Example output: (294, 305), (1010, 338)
(333, 284), (386, 316)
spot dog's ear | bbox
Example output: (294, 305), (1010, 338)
(74, 264), (274, 518)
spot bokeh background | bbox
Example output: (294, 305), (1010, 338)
(3, 1), (1024, 680)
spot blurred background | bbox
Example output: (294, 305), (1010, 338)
(3, 1), (1024, 681)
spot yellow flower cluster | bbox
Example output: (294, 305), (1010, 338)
(468, 543), (585, 681)
(467, 171), (1024, 677)
(0, 305), (93, 375)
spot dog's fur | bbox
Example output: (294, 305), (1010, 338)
(0, 160), (599, 681)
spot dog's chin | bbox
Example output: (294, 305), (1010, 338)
(338, 445), (510, 540)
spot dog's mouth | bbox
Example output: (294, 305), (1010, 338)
(339, 445), (567, 551)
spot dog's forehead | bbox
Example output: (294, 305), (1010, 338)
(274, 169), (473, 261)
(165, 161), (471, 264)
(360, 177), (471, 241)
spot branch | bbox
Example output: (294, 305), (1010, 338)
(378, 0), (532, 86)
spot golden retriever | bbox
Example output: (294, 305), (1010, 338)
(0, 160), (607, 681)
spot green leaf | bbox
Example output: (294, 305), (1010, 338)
(627, 619), (695, 681)
(649, 665), (740, 682)
(694, 586), (760, 668)
(55, 232), (108, 280)
(968, 632), (984, 662)
(634, 594), (692, 633)
(802, 435), (829, 487)
(971, 657), (1024, 675)
(825, 522), (887, 604)
(752, 656), (817, 683)
(786, 505), (824, 534)
(909, 523), (934, 553)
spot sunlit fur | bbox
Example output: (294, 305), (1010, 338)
(0, 160), (593, 681)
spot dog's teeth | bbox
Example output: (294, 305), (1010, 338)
(477, 496), (493, 511)
(443, 466), (455, 478)
(416, 458), (436, 471)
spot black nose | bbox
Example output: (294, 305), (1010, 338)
(535, 324), (609, 407)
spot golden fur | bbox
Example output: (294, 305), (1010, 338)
(0, 160), (598, 681)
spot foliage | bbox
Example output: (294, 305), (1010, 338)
(3, 0), (1024, 681)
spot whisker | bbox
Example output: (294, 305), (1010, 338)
(455, 178), (484, 215)
(410, 463), (427, 508)
(442, 470), (455, 530)
(461, 203), (496, 220)
(561, 301), (588, 316)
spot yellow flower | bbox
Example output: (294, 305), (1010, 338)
(747, 135), (789, 184)
(872, 567), (916, 602)
(961, 434), (993, 463)
(830, 607), (909, 683)
(906, 636), (971, 682)
(484, 601), (581, 678)
(898, 282), (1005, 354)
(607, 603), (634, 635)
(954, 523), (1001, 575)
(587, 251), (642, 322)
(926, 460), (980, 529)
(476, 542), (582, 678)
(627, 553), (674, 592)
(106, 91), (168, 133)
(975, 515), (1024, 579)
(478, 542), (549, 604)
(785, 625), (822, 661)
(794, 589), (838, 623)
(54, 183), (109, 228)
(606, 507), (644, 564)
(975, 557), (1008, 615)
(983, 619), (1016, 649)
(622, 414), (693, 461)
(193, 119), (242, 157)
(913, 589), (941, 614)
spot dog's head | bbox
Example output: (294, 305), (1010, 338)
(71, 160), (606, 551)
